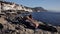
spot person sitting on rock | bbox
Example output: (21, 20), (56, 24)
(25, 14), (57, 32)
(26, 15), (39, 28)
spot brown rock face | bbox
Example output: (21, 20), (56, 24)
(0, 1), (47, 13)
(0, 13), (59, 34)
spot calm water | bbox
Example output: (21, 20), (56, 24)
(31, 11), (60, 26)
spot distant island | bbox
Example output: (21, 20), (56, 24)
(0, 1), (47, 13)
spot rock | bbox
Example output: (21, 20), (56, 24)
(0, 11), (59, 34)
(0, 19), (59, 34)
(0, 1), (47, 13)
(0, 23), (3, 30)
(25, 29), (34, 34)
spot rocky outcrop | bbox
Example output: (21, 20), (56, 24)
(0, 12), (59, 34)
(0, 1), (33, 12)
(0, 17), (58, 34)
(32, 7), (47, 12)
(0, 1), (47, 13)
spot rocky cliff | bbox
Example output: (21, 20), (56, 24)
(0, 13), (59, 34)
(0, 1), (47, 13)
(32, 7), (47, 12)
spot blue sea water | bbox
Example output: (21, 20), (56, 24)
(31, 11), (60, 26)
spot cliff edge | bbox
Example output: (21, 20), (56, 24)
(0, 1), (47, 13)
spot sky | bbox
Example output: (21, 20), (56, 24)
(5, 0), (60, 11)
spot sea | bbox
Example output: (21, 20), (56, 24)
(30, 11), (60, 26)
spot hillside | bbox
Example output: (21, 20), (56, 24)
(0, 1), (47, 13)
